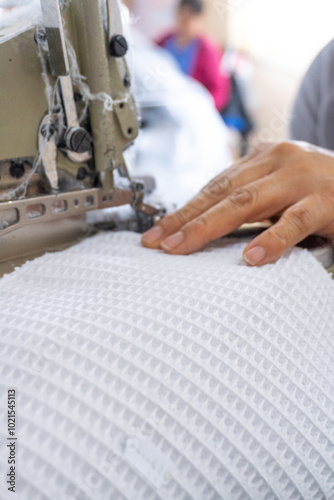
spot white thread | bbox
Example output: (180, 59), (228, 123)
(60, 0), (72, 9)
(66, 40), (116, 118)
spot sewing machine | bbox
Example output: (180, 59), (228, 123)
(0, 0), (163, 274)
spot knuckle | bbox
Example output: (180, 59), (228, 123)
(201, 174), (232, 200)
(173, 208), (190, 226)
(187, 215), (209, 240)
(272, 141), (300, 158)
(161, 206), (191, 230)
(285, 205), (315, 231)
(159, 213), (175, 231)
(269, 228), (289, 253)
(229, 187), (258, 207)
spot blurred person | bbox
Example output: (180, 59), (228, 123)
(220, 48), (255, 156)
(157, 0), (231, 111)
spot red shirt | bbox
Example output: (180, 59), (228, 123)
(158, 33), (231, 111)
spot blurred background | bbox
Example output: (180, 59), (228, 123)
(126, 0), (334, 145)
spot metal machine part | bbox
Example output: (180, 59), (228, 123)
(0, 0), (163, 272)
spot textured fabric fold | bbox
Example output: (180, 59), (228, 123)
(0, 232), (333, 500)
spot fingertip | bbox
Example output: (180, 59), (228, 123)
(141, 238), (159, 250)
(161, 231), (185, 253)
(243, 246), (267, 266)
(141, 225), (163, 249)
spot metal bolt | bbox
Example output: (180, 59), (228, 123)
(123, 74), (131, 88)
(9, 162), (25, 179)
(74, 91), (83, 102)
(66, 128), (92, 154)
(109, 35), (128, 58)
(77, 167), (89, 181)
(132, 181), (145, 192)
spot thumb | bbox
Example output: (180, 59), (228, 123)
(243, 196), (332, 266)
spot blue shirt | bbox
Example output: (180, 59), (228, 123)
(164, 36), (199, 75)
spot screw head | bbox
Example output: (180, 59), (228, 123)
(77, 167), (89, 181)
(74, 91), (83, 102)
(67, 128), (92, 154)
(132, 181), (145, 192)
(109, 35), (128, 58)
(10, 162), (25, 179)
(123, 74), (131, 88)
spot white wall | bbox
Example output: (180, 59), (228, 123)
(218, 0), (334, 142)
(132, 0), (178, 39)
(225, 0), (334, 77)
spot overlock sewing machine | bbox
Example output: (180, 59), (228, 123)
(0, 0), (163, 274)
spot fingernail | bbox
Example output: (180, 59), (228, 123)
(161, 231), (184, 251)
(244, 246), (267, 266)
(142, 225), (163, 244)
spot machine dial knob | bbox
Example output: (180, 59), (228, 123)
(109, 35), (128, 58)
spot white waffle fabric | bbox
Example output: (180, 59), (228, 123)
(0, 231), (334, 500)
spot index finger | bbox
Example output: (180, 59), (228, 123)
(142, 154), (276, 249)
(159, 172), (293, 255)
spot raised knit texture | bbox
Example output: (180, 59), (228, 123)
(0, 231), (333, 500)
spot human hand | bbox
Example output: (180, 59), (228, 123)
(141, 142), (334, 266)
